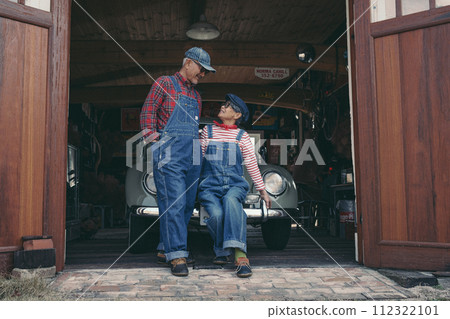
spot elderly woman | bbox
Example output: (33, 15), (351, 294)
(198, 94), (271, 278)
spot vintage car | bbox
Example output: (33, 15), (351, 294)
(125, 133), (299, 253)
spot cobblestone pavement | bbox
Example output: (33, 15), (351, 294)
(49, 265), (450, 301)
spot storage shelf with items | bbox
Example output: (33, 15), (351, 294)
(80, 103), (99, 171)
(68, 103), (99, 172)
(66, 144), (80, 241)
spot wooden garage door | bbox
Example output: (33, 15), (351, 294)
(0, 15), (48, 249)
(352, 0), (449, 270)
(0, 0), (70, 272)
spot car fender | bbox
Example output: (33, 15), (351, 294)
(125, 166), (158, 207)
(247, 164), (298, 209)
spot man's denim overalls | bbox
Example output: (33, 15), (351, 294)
(152, 76), (201, 261)
(198, 125), (250, 257)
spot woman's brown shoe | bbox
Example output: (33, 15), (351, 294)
(235, 257), (252, 278)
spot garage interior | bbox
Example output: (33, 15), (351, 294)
(65, 0), (357, 268)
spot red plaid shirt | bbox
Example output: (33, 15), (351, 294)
(140, 72), (202, 136)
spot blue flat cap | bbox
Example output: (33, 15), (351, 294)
(185, 47), (216, 73)
(226, 94), (249, 123)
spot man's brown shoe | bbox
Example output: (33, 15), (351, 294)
(170, 258), (188, 276)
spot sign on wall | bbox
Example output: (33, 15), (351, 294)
(254, 67), (289, 80)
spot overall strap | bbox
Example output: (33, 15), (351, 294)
(207, 125), (213, 139)
(236, 129), (245, 141)
(168, 76), (182, 93)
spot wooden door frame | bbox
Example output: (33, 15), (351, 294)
(45, 0), (71, 272)
(346, 0), (364, 264)
(0, 0), (71, 271)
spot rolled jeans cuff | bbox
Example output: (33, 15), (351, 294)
(223, 239), (247, 254)
(214, 247), (232, 257)
(165, 250), (189, 262)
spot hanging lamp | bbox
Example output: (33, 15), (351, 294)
(186, 14), (220, 40)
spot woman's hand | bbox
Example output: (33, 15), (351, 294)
(259, 189), (271, 209)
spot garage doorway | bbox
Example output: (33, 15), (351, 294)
(65, 0), (359, 269)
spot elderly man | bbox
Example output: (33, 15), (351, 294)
(140, 47), (215, 276)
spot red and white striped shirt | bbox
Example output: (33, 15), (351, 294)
(200, 125), (265, 191)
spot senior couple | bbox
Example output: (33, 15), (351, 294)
(140, 47), (271, 277)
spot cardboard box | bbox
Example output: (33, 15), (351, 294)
(23, 238), (54, 250)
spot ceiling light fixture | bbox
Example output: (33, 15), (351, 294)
(186, 14), (220, 40)
(296, 44), (316, 63)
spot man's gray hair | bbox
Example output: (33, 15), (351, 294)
(182, 57), (188, 66)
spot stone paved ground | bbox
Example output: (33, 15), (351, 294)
(49, 265), (450, 301)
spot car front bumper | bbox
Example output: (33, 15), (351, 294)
(133, 205), (299, 225)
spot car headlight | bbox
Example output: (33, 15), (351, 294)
(142, 172), (157, 195)
(263, 171), (287, 196)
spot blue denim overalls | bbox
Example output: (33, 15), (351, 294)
(152, 76), (201, 261)
(198, 125), (250, 257)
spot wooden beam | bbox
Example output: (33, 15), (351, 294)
(43, 0), (71, 272)
(370, 7), (450, 38)
(70, 66), (153, 87)
(199, 84), (312, 112)
(70, 85), (148, 104)
(71, 41), (347, 74)
(70, 84), (312, 111)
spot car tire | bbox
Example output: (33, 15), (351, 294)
(261, 219), (291, 250)
(128, 212), (159, 254)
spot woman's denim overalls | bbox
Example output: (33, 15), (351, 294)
(198, 125), (250, 256)
(152, 76), (201, 261)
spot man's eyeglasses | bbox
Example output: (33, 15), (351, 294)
(223, 101), (241, 113)
(192, 60), (209, 74)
